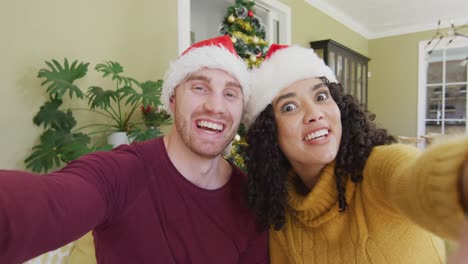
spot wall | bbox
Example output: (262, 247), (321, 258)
(280, 0), (368, 56)
(191, 0), (232, 43)
(0, 0), (178, 169)
(368, 30), (436, 137)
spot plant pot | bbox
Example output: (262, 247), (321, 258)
(107, 132), (130, 148)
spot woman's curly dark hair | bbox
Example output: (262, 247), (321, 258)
(245, 77), (396, 230)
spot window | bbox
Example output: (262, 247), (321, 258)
(418, 38), (468, 137)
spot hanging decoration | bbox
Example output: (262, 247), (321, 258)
(426, 20), (468, 54)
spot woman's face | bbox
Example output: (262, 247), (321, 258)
(272, 77), (342, 174)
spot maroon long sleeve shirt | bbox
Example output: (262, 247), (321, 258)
(0, 137), (268, 263)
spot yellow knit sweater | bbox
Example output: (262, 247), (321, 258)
(270, 138), (468, 263)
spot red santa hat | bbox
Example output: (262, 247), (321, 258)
(162, 35), (250, 114)
(243, 44), (338, 127)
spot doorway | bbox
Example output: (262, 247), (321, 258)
(178, 0), (291, 54)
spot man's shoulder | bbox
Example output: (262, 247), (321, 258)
(229, 161), (246, 176)
(228, 161), (248, 187)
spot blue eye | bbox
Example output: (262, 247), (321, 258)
(281, 103), (297, 112)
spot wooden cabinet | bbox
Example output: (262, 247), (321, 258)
(310, 39), (370, 106)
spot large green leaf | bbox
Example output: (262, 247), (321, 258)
(123, 80), (163, 107)
(38, 59), (88, 100)
(25, 129), (93, 173)
(87, 86), (119, 109)
(59, 132), (93, 162)
(94, 61), (139, 87)
(24, 129), (67, 172)
(33, 99), (77, 131)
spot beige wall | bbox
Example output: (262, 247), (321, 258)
(368, 30), (436, 137)
(0, 0), (178, 169)
(0, 0), (439, 169)
(280, 0), (369, 56)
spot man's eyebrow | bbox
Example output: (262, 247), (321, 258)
(226, 81), (242, 90)
(186, 75), (211, 83)
(186, 75), (241, 89)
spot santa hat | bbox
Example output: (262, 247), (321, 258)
(243, 44), (338, 128)
(162, 35), (250, 114)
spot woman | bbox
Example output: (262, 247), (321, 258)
(243, 44), (468, 263)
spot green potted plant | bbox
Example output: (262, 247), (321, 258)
(25, 59), (171, 173)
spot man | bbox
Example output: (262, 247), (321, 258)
(0, 35), (268, 263)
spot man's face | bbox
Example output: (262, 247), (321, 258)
(170, 68), (244, 159)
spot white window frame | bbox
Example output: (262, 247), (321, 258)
(178, 0), (291, 54)
(418, 37), (468, 137)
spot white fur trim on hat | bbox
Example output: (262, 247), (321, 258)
(243, 45), (338, 128)
(161, 45), (250, 114)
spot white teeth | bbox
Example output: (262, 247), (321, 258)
(197, 121), (223, 131)
(305, 129), (328, 141)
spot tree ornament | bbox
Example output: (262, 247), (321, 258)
(218, 25), (229, 35)
(252, 36), (259, 44)
(248, 10), (254, 17)
(236, 37), (246, 46)
(249, 54), (257, 62)
(228, 15), (235, 23)
(253, 46), (262, 56)
(250, 16), (264, 32)
(231, 36), (237, 43)
(235, 6), (248, 19)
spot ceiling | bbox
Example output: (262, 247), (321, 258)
(304, 0), (468, 39)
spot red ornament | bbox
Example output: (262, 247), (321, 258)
(248, 10), (254, 17)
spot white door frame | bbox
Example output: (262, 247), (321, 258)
(417, 37), (468, 137)
(177, 0), (291, 54)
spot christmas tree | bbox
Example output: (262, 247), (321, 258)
(219, 0), (269, 69)
(219, 0), (269, 171)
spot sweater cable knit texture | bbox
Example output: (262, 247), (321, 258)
(270, 138), (468, 263)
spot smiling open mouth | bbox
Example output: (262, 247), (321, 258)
(197, 120), (224, 133)
(304, 129), (329, 141)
